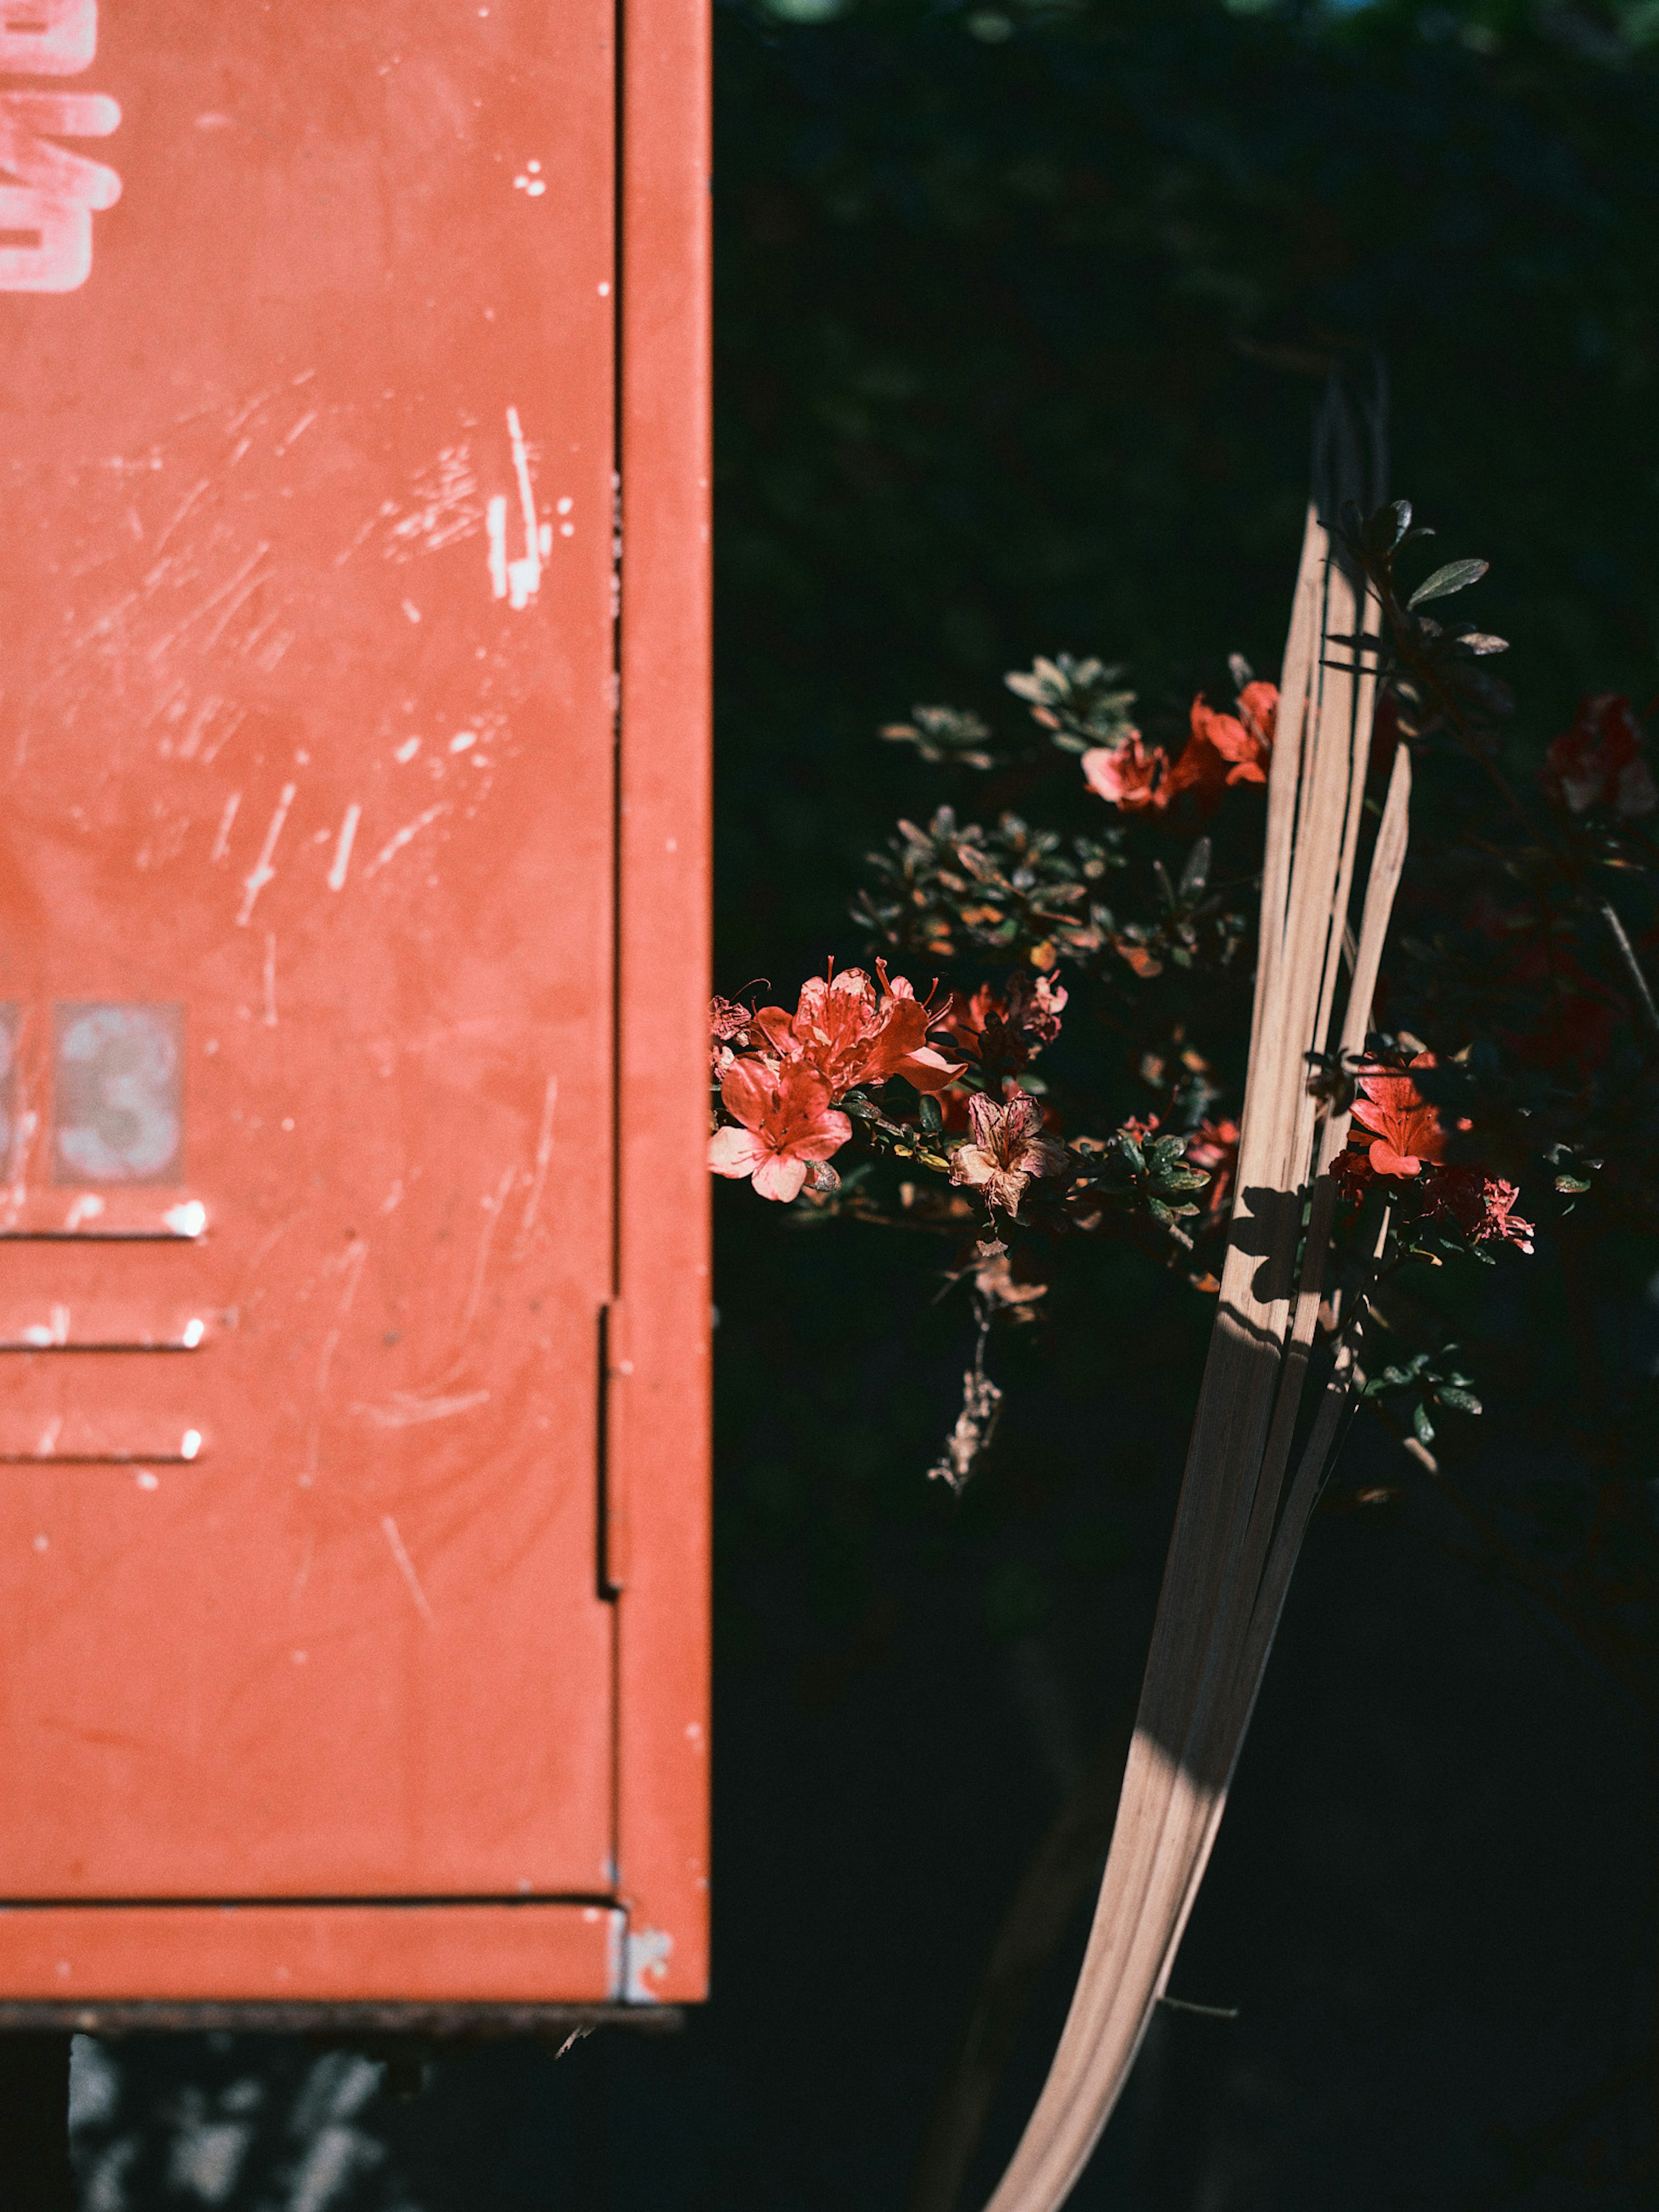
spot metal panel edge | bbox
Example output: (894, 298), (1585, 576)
(613, 0), (713, 2005)
(0, 1903), (623, 2002)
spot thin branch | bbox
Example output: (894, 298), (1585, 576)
(1599, 897), (1659, 1038)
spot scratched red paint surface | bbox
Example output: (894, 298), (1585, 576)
(0, 0), (647, 1941)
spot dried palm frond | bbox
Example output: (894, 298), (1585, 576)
(979, 377), (1411, 2212)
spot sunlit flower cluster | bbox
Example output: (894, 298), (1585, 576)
(1082, 681), (1277, 815)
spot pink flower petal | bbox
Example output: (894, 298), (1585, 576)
(751, 1154), (809, 1203)
(720, 1056), (777, 1128)
(709, 1127), (768, 1180)
(789, 1108), (853, 1161)
(1367, 1138), (1421, 1177)
(894, 1045), (966, 1094)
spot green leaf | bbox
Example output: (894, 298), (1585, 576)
(918, 1094), (943, 1135)
(1406, 557), (1489, 610)
(1412, 1402), (1436, 1446)
(1554, 1172), (1592, 1193)
(1157, 1166), (1208, 1192)
(1436, 1387), (1482, 1417)
(1178, 835), (1212, 904)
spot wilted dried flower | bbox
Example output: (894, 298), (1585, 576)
(948, 1088), (1068, 1214)
(938, 971), (1069, 1077)
(709, 995), (755, 1079)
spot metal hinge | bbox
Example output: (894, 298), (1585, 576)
(598, 1297), (632, 1595)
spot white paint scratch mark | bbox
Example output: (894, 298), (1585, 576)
(327, 802), (361, 891)
(276, 408), (317, 453)
(147, 540), (270, 665)
(199, 557), (271, 653)
(164, 1200), (208, 1238)
(393, 736), (421, 764)
(486, 494), (509, 599)
(384, 445), (480, 561)
(314, 1238), (368, 1402)
(514, 1076), (558, 1256)
(457, 1167), (518, 1342)
(448, 730), (476, 753)
(381, 1516), (434, 1626)
(400, 598), (421, 623)
(64, 1193), (104, 1231)
(356, 1388), (489, 1429)
(226, 385), (279, 435)
(332, 510), (383, 569)
(236, 782), (296, 925)
(239, 605), (282, 658)
(211, 790), (241, 862)
(262, 932), (278, 1027)
(174, 692), (222, 762)
(197, 704), (247, 767)
(379, 1178), (404, 1214)
(505, 404), (541, 608)
(180, 1429), (202, 1461)
(362, 801), (445, 880)
(153, 476), (212, 556)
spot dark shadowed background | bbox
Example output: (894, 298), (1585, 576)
(53, 1), (1659, 2204)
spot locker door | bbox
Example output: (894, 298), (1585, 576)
(0, 0), (620, 1920)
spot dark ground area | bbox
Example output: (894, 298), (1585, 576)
(13, 0), (1659, 2202)
(53, 1395), (1656, 2209)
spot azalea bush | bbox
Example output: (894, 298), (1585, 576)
(709, 505), (1659, 1593)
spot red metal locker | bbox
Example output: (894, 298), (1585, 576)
(0, 0), (709, 2018)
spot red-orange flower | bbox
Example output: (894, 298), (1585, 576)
(1082, 684), (1276, 814)
(751, 963), (962, 1098)
(1166, 687), (1276, 807)
(1348, 1053), (1470, 1178)
(708, 1058), (852, 1203)
(1236, 680), (1279, 755)
(1540, 693), (1658, 819)
(1081, 731), (1168, 811)
(1185, 1116), (1240, 1217)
